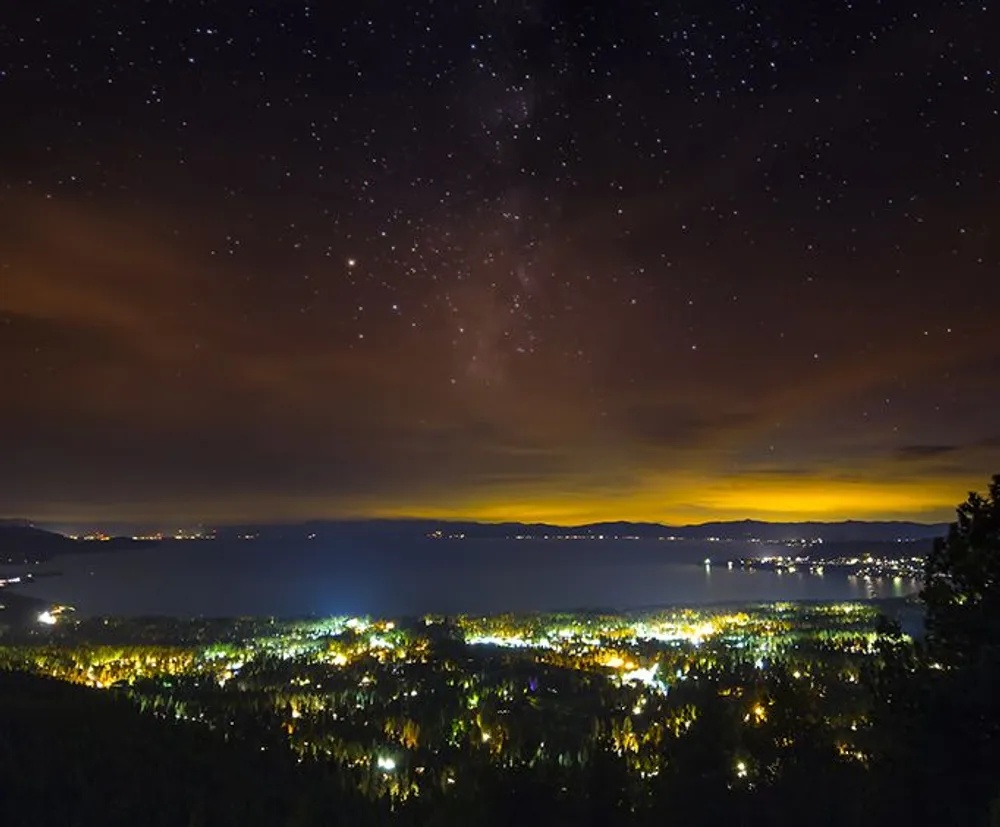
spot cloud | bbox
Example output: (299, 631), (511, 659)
(616, 403), (759, 448)
(895, 444), (961, 461)
(0, 191), (996, 525)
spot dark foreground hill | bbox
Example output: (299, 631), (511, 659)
(0, 672), (380, 827)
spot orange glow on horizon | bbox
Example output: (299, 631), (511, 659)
(360, 472), (975, 526)
(12, 464), (986, 526)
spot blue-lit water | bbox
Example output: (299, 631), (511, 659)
(3, 539), (919, 618)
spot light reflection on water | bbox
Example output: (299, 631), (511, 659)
(3, 539), (921, 618)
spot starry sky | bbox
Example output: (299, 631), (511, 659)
(1, 1), (998, 527)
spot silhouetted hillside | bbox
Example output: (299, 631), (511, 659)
(0, 524), (155, 564)
(0, 524), (77, 563)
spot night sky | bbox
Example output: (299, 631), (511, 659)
(2, 1), (998, 527)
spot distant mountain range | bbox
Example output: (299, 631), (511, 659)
(1, 518), (949, 561)
(211, 518), (948, 544)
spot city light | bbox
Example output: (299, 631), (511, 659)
(0, 601), (903, 800)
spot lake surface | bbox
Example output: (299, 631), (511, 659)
(3, 539), (920, 617)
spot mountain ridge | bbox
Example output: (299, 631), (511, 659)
(2, 518), (949, 554)
(211, 517), (947, 543)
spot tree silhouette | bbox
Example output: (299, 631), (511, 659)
(889, 473), (1000, 826)
(921, 473), (1000, 666)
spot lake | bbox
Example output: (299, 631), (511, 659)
(3, 538), (920, 617)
